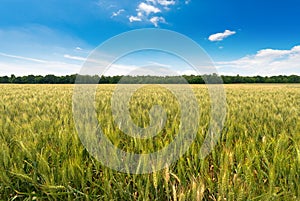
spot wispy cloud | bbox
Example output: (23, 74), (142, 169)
(0, 52), (83, 76)
(0, 60), (81, 76)
(0, 25), (90, 76)
(64, 54), (86, 61)
(150, 16), (166, 27)
(146, 0), (157, 4)
(147, 61), (171, 67)
(0, 25), (89, 60)
(208, 30), (236, 42)
(0, 52), (47, 63)
(111, 9), (125, 18)
(216, 45), (300, 75)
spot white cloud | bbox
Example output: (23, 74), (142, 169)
(208, 30), (236, 42)
(146, 0), (157, 4)
(129, 16), (142, 22)
(96, 1), (116, 9)
(104, 64), (186, 76)
(64, 54), (86, 61)
(137, 2), (161, 15)
(0, 25), (89, 63)
(255, 48), (291, 58)
(177, 69), (198, 75)
(126, 1), (186, 26)
(145, 0), (176, 6)
(0, 25), (91, 76)
(216, 45), (300, 75)
(150, 16), (166, 27)
(137, 12), (143, 17)
(99, 1), (189, 27)
(148, 61), (171, 67)
(103, 64), (139, 76)
(0, 60), (81, 76)
(157, 0), (176, 6)
(111, 9), (125, 18)
(0, 52), (47, 63)
(0, 53), (82, 76)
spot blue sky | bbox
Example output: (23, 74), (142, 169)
(0, 0), (300, 76)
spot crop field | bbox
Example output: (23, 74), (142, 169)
(0, 84), (299, 200)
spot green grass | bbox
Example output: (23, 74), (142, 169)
(0, 84), (299, 200)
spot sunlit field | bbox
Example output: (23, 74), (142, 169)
(0, 84), (299, 200)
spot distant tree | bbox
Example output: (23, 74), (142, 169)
(0, 74), (300, 84)
(0, 76), (9, 83)
(10, 74), (16, 83)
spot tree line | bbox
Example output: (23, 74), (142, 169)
(0, 74), (300, 84)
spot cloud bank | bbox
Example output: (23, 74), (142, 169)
(216, 45), (300, 75)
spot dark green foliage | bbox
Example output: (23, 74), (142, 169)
(0, 74), (300, 84)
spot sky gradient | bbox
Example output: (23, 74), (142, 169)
(0, 0), (300, 76)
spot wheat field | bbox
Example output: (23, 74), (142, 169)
(0, 84), (299, 200)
